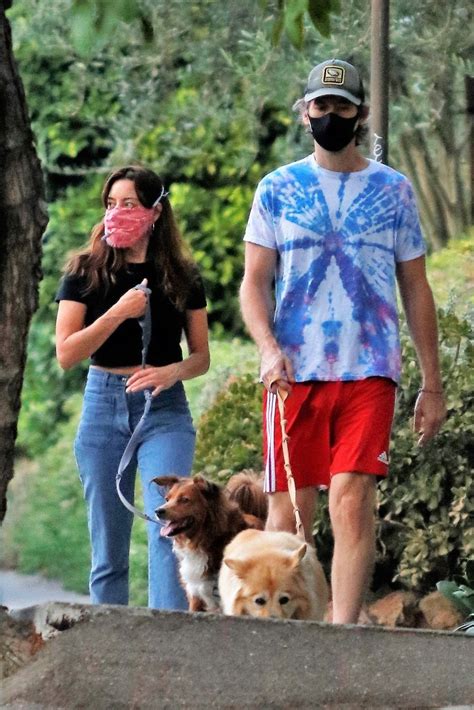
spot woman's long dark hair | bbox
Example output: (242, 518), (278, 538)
(64, 165), (197, 311)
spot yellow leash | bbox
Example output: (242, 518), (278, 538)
(274, 387), (305, 540)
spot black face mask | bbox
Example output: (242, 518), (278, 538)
(308, 113), (359, 152)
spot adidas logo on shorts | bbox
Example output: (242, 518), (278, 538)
(377, 451), (389, 465)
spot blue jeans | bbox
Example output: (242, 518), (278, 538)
(74, 367), (195, 610)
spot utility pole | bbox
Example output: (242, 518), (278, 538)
(370, 0), (390, 164)
(466, 75), (474, 224)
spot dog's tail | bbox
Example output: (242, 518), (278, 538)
(225, 470), (268, 526)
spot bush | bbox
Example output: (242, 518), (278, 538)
(193, 374), (263, 477)
(193, 307), (474, 593)
(4, 395), (90, 593)
(185, 337), (258, 421)
(377, 308), (473, 591)
(437, 560), (474, 634)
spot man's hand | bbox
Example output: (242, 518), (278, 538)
(260, 346), (295, 394)
(413, 390), (447, 446)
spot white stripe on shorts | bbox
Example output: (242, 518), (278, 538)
(264, 391), (277, 493)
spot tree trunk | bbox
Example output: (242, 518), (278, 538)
(0, 0), (48, 523)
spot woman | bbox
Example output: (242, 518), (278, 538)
(55, 165), (210, 610)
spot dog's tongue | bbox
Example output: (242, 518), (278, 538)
(160, 521), (178, 537)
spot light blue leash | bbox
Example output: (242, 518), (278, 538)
(115, 282), (160, 524)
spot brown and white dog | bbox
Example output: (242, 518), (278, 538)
(153, 472), (267, 612)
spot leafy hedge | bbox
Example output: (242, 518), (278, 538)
(193, 374), (263, 477)
(194, 308), (474, 593)
(377, 308), (473, 590)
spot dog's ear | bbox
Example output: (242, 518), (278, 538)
(224, 557), (251, 579)
(193, 475), (221, 499)
(151, 475), (181, 488)
(290, 543), (307, 569)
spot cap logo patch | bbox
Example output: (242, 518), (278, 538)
(322, 66), (345, 85)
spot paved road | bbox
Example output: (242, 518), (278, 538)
(0, 568), (89, 609)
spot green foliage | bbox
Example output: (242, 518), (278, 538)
(8, 0), (122, 187)
(185, 337), (258, 420)
(193, 374), (263, 477)
(437, 560), (474, 634)
(192, 307), (474, 593)
(263, 0), (341, 47)
(68, 0), (340, 55)
(17, 176), (104, 456)
(171, 183), (256, 333)
(426, 235), (474, 314)
(6, 395), (90, 592)
(70, 0), (152, 56)
(377, 308), (473, 591)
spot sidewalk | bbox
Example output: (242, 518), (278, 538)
(0, 569), (89, 609)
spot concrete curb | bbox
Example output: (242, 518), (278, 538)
(2, 603), (473, 708)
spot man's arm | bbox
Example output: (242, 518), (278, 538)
(240, 242), (294, 392)
(396, 256), (446, 445)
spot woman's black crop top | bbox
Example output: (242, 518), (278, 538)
(55, 261), (206, 368)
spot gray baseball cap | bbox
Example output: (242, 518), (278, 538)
(304, 59), (365, 106)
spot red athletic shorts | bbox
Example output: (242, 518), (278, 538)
(263, 377), (397, 492)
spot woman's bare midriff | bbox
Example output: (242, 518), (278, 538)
(90, 364), (150, 376)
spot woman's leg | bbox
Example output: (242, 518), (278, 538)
(136, 385), (196, 611)
(74, 371), (136, 605)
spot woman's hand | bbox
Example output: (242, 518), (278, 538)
(126, 363), (181, 397)
(110, 278), (149, 320)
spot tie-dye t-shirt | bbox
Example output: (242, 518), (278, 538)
(244, 155), (425, 383)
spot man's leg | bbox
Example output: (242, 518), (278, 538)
(329, 472), (377, 624)
(265, 486), (318, 544)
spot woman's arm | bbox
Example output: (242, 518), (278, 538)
(56, 282), (149, 369)
(180, 307), (210, 380)
(125, 308), (210, 396)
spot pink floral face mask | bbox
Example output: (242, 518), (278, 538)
(102, 186), (168, 248)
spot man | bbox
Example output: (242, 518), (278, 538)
(239, 58), (446, 624)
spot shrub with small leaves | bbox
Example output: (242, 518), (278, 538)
(437, 560), (474, 634)
(193, 373), (263, 479)
(377, 308), (473, 591)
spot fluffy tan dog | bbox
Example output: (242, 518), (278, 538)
(218, 529), (328, 621)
